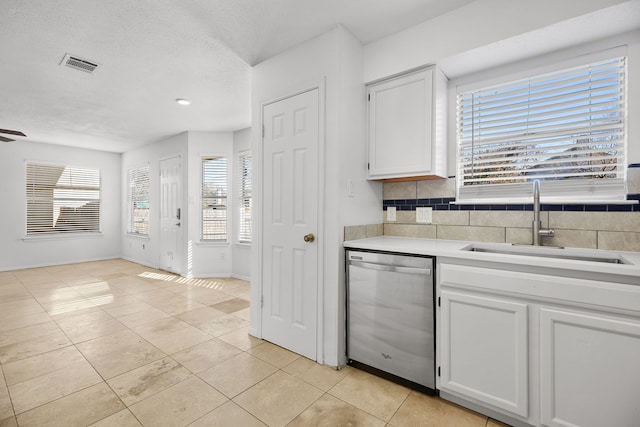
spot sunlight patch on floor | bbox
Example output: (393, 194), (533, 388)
(138, 271), (225, 289)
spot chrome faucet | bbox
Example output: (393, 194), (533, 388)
(532, 180), (554, 246)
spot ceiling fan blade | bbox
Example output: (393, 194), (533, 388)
(0, 135), (15, 142)
(0, 129), (26, 137)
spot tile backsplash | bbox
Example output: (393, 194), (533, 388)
(344, 223), (383, 241)
(380, 172), (640, 252)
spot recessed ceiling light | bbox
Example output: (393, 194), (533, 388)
(176, 98), (190, 106)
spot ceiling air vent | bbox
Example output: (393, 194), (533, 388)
(60, 53), (99, 73)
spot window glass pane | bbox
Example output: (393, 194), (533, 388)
(238, 152), (252, 243)
(26, 163), (101, 234)
(202, 156), (227, 241)
(457, 56), (626, 203)
(128, 165), (150, 235)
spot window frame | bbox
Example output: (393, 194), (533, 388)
(201, 155), (228, 242)
(237, 151), (252, 244)
(25, 161), (101, 236)
(126, 164), (150, 236)
(455, 47), (628, 204)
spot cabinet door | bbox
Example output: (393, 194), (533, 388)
(368, 68), (433, 178)
(540, 308), (640, 427)
(440, 290), (529, 417)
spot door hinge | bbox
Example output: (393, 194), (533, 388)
(368, 94), (370, 101)
(261, 295), (264, 308)
(438, 366), (441, 377)
(438, 296), (441, 307)
(367, 162), (370, 170)
(262, 125), (265, 138)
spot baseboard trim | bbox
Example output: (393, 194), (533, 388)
(0, 256), (121, 272)
(120, 256), (159, 270)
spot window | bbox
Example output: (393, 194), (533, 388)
(127, 165), (150, 235)
(237, 152), (252, 243)
(202, 156), (227, 241)
(457, 54), (626, 203)
(26, 163), (100, 234)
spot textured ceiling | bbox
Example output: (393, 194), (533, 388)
(0, 0), (475, 153)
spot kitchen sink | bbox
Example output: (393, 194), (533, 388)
(462, 243), (631, 264)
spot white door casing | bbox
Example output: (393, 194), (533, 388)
(159, 155), (182, 274)
(261, 88), (319, 360)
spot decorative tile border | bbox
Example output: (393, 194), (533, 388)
(383, 195), (640, 212)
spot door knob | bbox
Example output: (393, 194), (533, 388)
(303, 233), (315, 243)
(175, 223), (181, 227)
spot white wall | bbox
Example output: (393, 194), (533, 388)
(187, 131), (234, 278)
(120, 132), (188, 271)
(251, 28), (339, 363)
(121, 132), (188, 269)
(363, 0), (632, 83)
(232, 127), (252, 281)
(1, 130), (248, 277)
(338, 31), (384, 227)
(251, 26), (382, 366)
(121, 131), (238, 277)
(0, 141), (121, 271)
(332, 28), (383, 364)
(363, 0), (640, 175)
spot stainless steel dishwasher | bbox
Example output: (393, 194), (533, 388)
(346, 249), (436, 394)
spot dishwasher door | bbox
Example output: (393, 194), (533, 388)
(347, 250), (435, 391)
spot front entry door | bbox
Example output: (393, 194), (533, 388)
(262, 88), (319, 360)
(159, 155), (182, 275)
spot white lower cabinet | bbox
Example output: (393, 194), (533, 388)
(438, 261), (640, 427)
(440, 290), (529, 417)
(540, 308), (640, 427)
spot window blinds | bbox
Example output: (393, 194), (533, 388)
(457, 56), (626, 203)
(202, 156), (227, 241)
(26, 163), (101, 234)
(127, 165), (150, 235)
(237, 152), (252, 243)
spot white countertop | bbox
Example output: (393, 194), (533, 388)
(343, 236), (640, 284)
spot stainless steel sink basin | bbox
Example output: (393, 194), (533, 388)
(462, 244), (631, 264)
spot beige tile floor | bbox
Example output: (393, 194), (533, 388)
(0, 259), (510, 427)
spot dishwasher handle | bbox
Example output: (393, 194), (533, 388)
(349, 260), (431, 276)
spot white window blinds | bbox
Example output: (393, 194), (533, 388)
(457, 56), (626, 203)
(202, 156), (227, 241)
(237, 152), (252, 243)
(26, 163), (101, 234)
(127, 165), (150, 235)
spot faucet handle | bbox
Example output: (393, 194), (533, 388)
(539, 228), (554, 238)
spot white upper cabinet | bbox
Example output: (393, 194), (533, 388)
(367, 66), (447, 180)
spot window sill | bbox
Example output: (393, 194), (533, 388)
(22, 232), (103, 242)
(235, 242), (252, 247)
(197, 241), (229, 247)
(125, 233), (150, 240)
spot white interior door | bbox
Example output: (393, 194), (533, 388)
(159, 155), (182, 275)
(262, 88), (319, 360)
